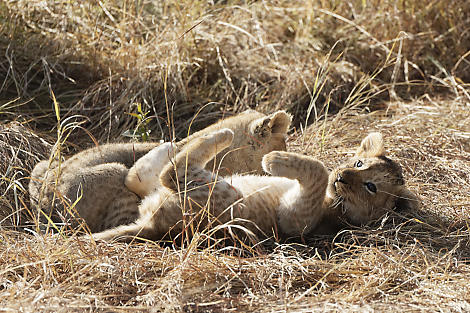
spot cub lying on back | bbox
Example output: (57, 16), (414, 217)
(92, 131), (419, 242)
(29, 110), (291, 232)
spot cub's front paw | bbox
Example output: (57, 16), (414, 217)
(262, 151), (325, 181)
(262, 151), (292, 177)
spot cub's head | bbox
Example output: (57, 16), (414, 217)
(327, 133), (419, 225)
(181, 109), (292, 175)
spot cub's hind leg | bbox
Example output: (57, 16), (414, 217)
(92, 129), (240, 242)
(125, 142), (177, 198)
(157, 128), (251, 238)
(160, 129), (235, 192)
(262, 151), (329, 236)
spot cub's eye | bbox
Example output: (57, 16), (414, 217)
(354, 160), (363, 168)
(365, 182), (377, 194)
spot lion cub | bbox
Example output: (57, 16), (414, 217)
(29, 110), (291, 233)
(92, 131), (419, 242)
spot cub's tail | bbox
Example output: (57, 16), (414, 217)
(90, 219), (157, 243)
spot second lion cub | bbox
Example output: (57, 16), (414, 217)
(92, 130), (419, 242)
(29, 110), (291, 232)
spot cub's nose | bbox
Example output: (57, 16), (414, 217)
(336, 173), (347, 184)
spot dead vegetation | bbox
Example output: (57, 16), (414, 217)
(2, 0), (470, 140)
(1, 0), (470, 312)
(0, 122), (52, 227)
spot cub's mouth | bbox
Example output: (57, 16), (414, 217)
(327, 172), (345, 208)
(331, 172), (349, 197)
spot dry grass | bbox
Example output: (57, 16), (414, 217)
(0, 122), (52, 227)
(1, 0), (470, 312)
(1, 0), (469, 142)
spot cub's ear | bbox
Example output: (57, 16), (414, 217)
(394, 187), (420, 211)
(252, 110), (292, 137)
(356, 132), (385, 157)
(268, 110), (292, 134)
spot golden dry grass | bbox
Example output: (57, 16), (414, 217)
(2, 0), (469, 140)
(1, 0), (470, 312)
(0, 122), (52, 226)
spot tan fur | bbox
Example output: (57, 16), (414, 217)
(92, 131), (419, 243)
(29, 110), (291, 232)
(125, 110), (291, 198)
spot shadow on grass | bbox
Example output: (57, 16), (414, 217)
(278, 207), (470, 263)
